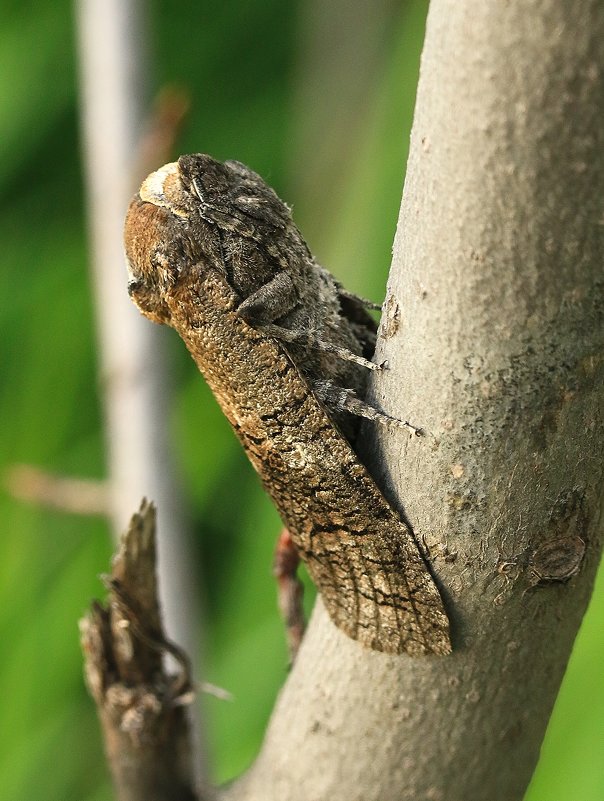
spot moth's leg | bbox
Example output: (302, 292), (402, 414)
(313, 379), (424, 435)
(315, 264), (382, 311)
(236, 271), (384, 371)
(236, 270), (298, 326)
(273, 528), (305, 664)
(261, 323), (386, 372)
(336, 285), (382, 311)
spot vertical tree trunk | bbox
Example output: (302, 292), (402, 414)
(223, 2), (604, 800)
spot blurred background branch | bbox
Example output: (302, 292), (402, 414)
(6, 464), (110, 515)
(74, 0), (204, 788)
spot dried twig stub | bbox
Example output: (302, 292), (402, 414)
(80, 500), (200, 801)
(273, 528), (306, 662)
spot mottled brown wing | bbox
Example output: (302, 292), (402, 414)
(125, 159), (452, 656)
(166, 264), (451, 656)
(179, 273), (451, 655)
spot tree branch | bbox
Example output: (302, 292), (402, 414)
(80, 500), (200, 801)
(223, 2), (604, 800)
(5, 464), (110, 515)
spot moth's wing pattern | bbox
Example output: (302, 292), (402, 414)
(125, 154), (452, 657)
(229, 332), (451, 656)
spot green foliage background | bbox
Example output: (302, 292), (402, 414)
(0, 2), (601, 799)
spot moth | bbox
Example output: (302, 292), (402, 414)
(124, 154), (451, 655)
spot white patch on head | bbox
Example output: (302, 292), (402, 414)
(139, 162), (188, 217)
(140, 162), (177, 203)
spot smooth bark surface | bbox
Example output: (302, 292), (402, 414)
(225, 2), (604, 800)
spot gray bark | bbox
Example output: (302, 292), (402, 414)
(224, 2), (604, 800)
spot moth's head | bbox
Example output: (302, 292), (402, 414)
(124, 159), (205, 325)
(135, 154), (249, 216)
(124, 154), (292, 323)
(138, 160), (197, 218)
